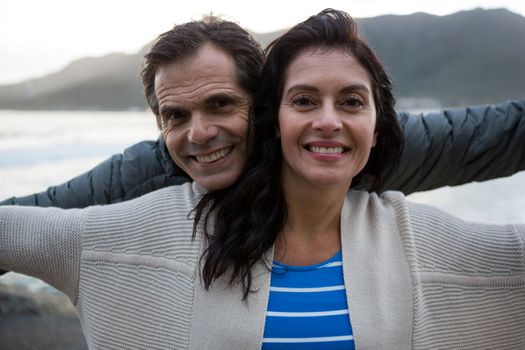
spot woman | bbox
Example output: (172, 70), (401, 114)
(194, 8), (525, 349)
(1, 9), (524, 350)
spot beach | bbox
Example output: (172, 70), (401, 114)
(0, 282), (87, 350)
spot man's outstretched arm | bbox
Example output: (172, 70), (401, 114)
(2, 99), (524, 207)
(0, 136), (190, 208)
(380, 99), (525, 194)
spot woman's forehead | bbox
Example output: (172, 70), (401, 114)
(284, 48), (372, 91)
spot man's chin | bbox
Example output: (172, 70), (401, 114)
(194, 172), (239, 192)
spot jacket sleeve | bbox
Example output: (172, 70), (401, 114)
(0, 136), (191, 209)
(0, 206), (84, 302)
(380, 99), (525, 194)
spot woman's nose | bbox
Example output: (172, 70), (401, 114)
(312, 106), (343, 134)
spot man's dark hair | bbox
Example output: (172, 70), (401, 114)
(194, 9), (404, 299)
(141, 17), (264, 128)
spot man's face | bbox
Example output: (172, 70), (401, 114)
(155, 43), (251, 190)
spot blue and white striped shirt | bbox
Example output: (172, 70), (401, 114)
(262, 251), (355, 350)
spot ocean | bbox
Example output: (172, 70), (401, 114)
(1, 110), (524, 292)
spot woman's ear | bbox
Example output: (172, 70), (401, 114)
(372, 132), (378, 147)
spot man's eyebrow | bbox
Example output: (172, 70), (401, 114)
(203, 92), (245, 104)
(159, 105), (187, 117)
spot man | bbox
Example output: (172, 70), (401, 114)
(1, 17), (524, 208)
(151, 42), (252, 191)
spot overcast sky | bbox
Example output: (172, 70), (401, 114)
(1, 0), (524, 85)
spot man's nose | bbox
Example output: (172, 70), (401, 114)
(188, 114), (219, 144)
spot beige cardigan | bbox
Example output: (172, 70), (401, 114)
(1, 182), (524, 349)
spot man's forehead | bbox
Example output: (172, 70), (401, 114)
(154, 75), (248, 110)
(153, 44), (248, 104)
(155, 43), (236, 84)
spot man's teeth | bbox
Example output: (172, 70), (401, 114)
(310, 146), (344, 154)
(195, 147), (231, 163)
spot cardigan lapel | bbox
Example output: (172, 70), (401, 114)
(188, 246), (273, 350)
(341, 191), (413, 349)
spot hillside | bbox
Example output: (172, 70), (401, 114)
(0, 8), (524, 110)
(0, 52), (145, 110)
(358, 8), (525, 106)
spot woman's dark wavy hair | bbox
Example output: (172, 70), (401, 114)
(194, 9), (403, 299)
(141, 17), (263, 129)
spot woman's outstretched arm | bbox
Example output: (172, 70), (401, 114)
(0, 206), (84, 301)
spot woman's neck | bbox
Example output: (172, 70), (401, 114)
(275, 174), (349, 266)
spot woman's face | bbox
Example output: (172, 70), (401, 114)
(278, 48), (377, 190)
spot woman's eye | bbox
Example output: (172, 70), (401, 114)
(343, 96), (364, 108)
(292, 96), (314, 107)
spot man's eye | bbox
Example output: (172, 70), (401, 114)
(210, 98), (233, 110)
(216, 98), (231, 108)
(168, 111), (185, 120)
(161, 110), (187, 123)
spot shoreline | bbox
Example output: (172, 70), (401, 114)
(0, 282), (87, 350)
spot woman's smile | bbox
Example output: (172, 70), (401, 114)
(278, 48), (377, 189)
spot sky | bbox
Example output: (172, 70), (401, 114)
(1, 0), (524, 85)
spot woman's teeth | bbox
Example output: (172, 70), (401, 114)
(309, 146), (344, 154)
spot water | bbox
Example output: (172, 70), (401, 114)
(1, 110), (524, 292)
(0, 110), (159, 199)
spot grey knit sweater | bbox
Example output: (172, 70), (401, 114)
(1, 183), (524, 349)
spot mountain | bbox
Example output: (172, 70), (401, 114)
(1, 8), (524, 110)
(0, 52), (145, 110)
(357, 8), (525, 107)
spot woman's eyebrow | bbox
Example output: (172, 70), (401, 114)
(285, 84), (319, 96)
(285, 83), (371, 97)
(340, 84), (371, 95)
